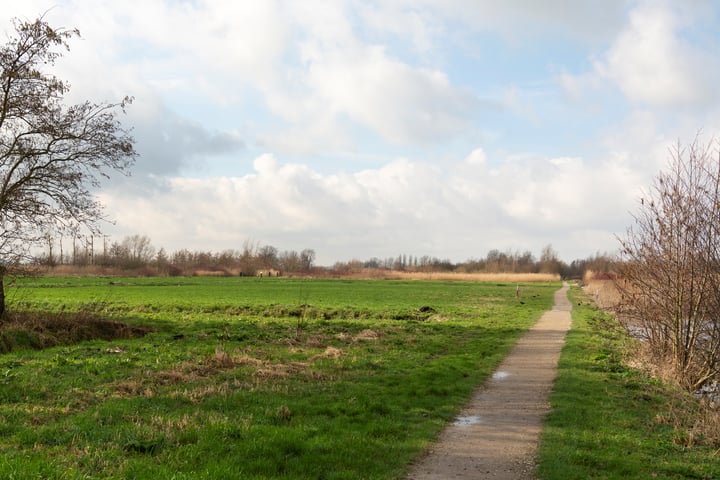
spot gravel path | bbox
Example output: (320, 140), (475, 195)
(406, 283), (572, 479)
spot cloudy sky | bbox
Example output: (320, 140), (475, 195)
(4, 1), (720, 265)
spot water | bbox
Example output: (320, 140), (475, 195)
(453, 415), (481, 426)
(694, 381), (719, 403)
(492, 370), (511, 380)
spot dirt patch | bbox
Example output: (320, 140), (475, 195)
(406, 283), (572, 480)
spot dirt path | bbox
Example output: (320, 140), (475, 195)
(406, 283), (572, 480)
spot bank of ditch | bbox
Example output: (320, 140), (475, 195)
(537, 285), (720, 479)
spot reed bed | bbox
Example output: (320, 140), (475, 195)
(344, 270), (560, 282)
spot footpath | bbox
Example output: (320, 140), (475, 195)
(407, 283), (572, 479)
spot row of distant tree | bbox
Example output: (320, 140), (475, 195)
(332, 245), (617, 278)
(37, 235), (316, 277)
(36, 234), (617, 278)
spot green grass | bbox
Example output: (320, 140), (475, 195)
(1, 277), (557, 479)
(537, 285), (720, 480)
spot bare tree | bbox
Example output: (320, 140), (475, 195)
(258, 245), (278, 269)
(278, 250), (300, 273)
(300, 248), (315, 272)
(618, 136), (720, 390)
(539, 244), (562, 275)
(121, 234), (155, 267)
(0, 17), (136, 315)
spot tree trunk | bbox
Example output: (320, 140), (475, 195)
(0, 271), (5, 318)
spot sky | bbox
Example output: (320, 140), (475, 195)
(4, 0), (720, 265)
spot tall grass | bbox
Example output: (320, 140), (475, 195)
(581, 272), (622, 311)
(344, 270), (560, 282)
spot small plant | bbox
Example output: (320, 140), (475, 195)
(295, 283), (310, 341)
(271, 405), (293, 425)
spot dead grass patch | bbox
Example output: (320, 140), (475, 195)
(352, 329), (383, 342)
(235, 353), (265, 368)
(255, 361), (309, 380)
(304, 335), (328, 348)
(149, 413), (195, 434)
(335, 332), (351, 342)
(112, 349), (247, 398)
(653, 391), (720, 448)
(113, 346), (342, 400)
(114, 379), (146, 397)
(0, 310), (151, 353)
(311, 346), (344, 360)
(583, 279), (623, 310)
(627, 342), (720, 448)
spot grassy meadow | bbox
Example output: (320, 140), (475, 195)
(537, 286), (720, 480)
(1, 276), (557, 479)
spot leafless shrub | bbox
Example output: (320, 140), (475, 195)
(618, 136), (720, 390)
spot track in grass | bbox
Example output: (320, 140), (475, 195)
(407, 283), (572, 480)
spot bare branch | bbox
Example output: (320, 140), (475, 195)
(0, 16), (136, 315)
(618, 134), (720, 390)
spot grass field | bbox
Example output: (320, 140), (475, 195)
(1, 277), (557, 479)
(537, 285), (720, 480)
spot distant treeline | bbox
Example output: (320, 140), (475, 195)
(37, 235), (315, 277)
(332, 246), (617, 279)
(36, 234), (616, 279)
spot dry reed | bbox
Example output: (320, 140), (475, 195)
(341, 270), (560, 282)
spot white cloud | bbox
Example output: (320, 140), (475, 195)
(99, 0), (286, 93)
(393, 0), (628, 43)
(98, 150), (633, 263)
(305, 47), (479, 144)
(556, 70), (605, 103)
(252, 2), (485, 151)
(463, 148), (487, 166)
(572, 1), (720, 109)
(7, 0), (719, 265)
(356, 1), (443, 55)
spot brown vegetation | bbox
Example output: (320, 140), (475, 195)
(582, 270), (623, 310)
(618, 137), (720, 391)
(0, 310), (150, 353)
(36, 232), (622, 282)
(340, 270), (561, 282)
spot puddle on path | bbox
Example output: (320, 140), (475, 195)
(492, 370), (511, 380)
(453, 415), (481, 426)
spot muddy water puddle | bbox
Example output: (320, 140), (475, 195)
(453, 415), (481, 426)
(492, 370), (511, 380)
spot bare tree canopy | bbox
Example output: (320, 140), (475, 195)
(0, 16), (136, 314)
(618, 136), (720, 390)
